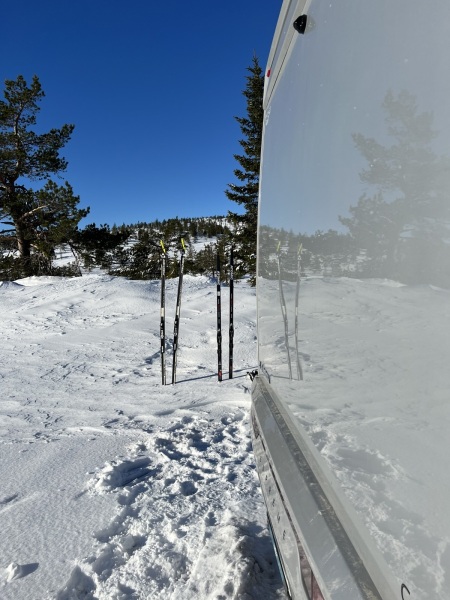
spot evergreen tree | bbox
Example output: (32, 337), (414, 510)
(73, 223), (131, 272)
(0, 75), (88, 277)
(225, 55), (264, 284)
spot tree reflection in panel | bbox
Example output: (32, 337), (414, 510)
(257, 1), (450, 597)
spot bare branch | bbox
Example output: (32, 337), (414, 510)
(19, 205), (49, 221)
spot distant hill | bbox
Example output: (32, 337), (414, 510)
(63, 216), (235, 281)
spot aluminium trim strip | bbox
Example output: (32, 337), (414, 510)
(252, 375), (399, 599)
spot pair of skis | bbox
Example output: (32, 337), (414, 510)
(216, 246), (234, 382)
(159, 241), (234, 384)
(159, 238), (186, 385)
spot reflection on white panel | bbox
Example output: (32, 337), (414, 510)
(258, 1), (450, 597)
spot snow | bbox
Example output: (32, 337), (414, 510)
(0, 274), (285, 599)
(2, 271), (447, 598)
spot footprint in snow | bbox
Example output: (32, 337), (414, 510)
(92, 456), (160, 492)
(63, 411), (269, 600)
(55, 566), (96, 600)
(177, 480), (197, 496)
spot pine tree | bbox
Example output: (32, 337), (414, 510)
(225, 56), (264, 284)
(0, 75), (88, 277)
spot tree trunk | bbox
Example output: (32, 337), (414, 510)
(16, 221), (33, 277)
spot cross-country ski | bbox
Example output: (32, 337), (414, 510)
(229, 246), (234, 379)
(171, 238), (186, 384)
(159, 240), (166, 386)
(216, 250), (222, 382)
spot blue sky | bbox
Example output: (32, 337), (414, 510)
(2, 1), (281, 227)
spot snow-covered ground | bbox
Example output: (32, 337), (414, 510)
(0, 274), (286, 599)
(4, 270), (448, 599)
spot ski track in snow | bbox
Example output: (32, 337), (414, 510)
(0, 274), (285, 600)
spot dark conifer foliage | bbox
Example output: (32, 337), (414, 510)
(225, 56), (264, 284)
(0, 75), (89, 278)
(78, 216), (234, 281)
(72, 223), (132, 273)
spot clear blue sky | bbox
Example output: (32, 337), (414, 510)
(2, 1), (282, 227)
